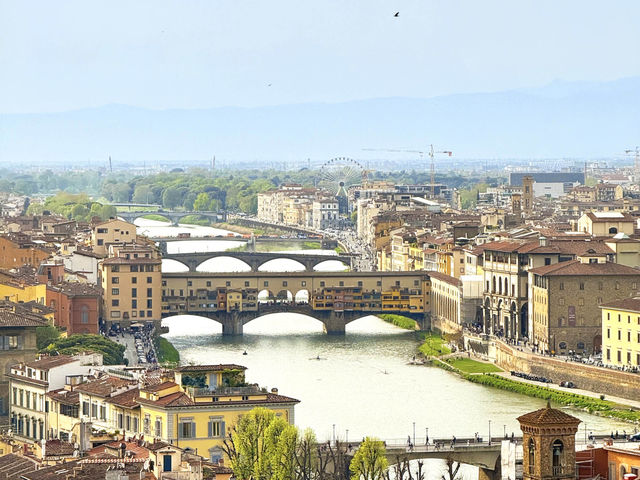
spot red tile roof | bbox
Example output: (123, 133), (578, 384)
(529, 260), (640, 277)
(517, 404), (581, 425)
(599, 297), (640, 312)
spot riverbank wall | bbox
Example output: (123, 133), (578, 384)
(467, 339), (640, 401)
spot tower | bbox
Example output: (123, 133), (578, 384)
(518, 403), (581, 480)
(511, 193), (522, 217)
(522, 176), (534, 216)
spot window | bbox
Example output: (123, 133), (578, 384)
(155, 418), (162, 437)
(577, 341), (585, 350)
(245, 281), (250, 287)
(598, 281), (603, 290)
(187, 281), (192, 286)
(147, 299), (153, 308)
(559, 282), (564, 290)
(206, 281), (211, 287)
(147, 276), (153, 283)
(91, 403), (98, 418)
(147, 288), (153, 297)
(208, 418), (224, 438)
(111, 288), (119, 295)
(144, 414), (150, 434)
(132, 277), (137, 284)
(263, 281), (269, 287)
(179, 420), (196, 438)
(112, 277), (119, 284)
(97, 239), (104, 245)
(607, 328), (610, 339)
(81, 306), (89, 324)
(131, 288), (137, 298)
(100, 405), (106, 420)
(111, 299), (119, 307)
(301, 281), (306, 287)
(528, 439), (535, 474)
(133, 417), (139, 433)
(579, 282), (585, 290)
(130, 265), (139, 272)
(226, 281), (231, 287)
(552, 440), (563, 473)
(283, 281), (288, 287)
(132, 299), (137, 308)
(544, 258), (551, 266)
(578, 298), (584, 306)
(147, 310), (152, 317)
(111, 265), (120, 272)
(320, 281), (325, 287)
(615, 282), (620, 290)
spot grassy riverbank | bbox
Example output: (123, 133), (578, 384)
(446, 369), (640, 424)
(418, 332), (451, 356)
(154, 336), (180, 365)
(445, 358), (502, 373)
(377, 314), (418, 330)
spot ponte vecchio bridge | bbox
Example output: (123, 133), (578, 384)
(161, 271), (431, 335)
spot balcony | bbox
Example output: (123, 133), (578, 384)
(187, 385), (264, 397)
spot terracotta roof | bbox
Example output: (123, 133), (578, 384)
(74, 375), (135, 397)
(529, 260), (640, 277)
(0, 310), (49, 328)
(47, 388), (80, 405)
(517, 404), (581, 425)
(174, 364), (247, 372)
(140, 391), (194, 407)
(106, 387), (140, 408)
(146, 441), (174, 452)
(44, 439), (76, 457)
(600, 297), (640, 312)
(141, 381), (178, 393)
(428, 271), (462, 287)
(49, 282), (101, 297)
(102, 257), (161, 265)
(24, 355), (77, 370)
(0, 453), (39, 480)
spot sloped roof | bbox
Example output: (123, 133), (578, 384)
(600, 297), (640, 312)
(517, 404), (580, 425)
(529, 260), (640, 277)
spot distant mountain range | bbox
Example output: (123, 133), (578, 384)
(1, 77), (638, 166)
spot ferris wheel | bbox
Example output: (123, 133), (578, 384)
(318, 157), (364, 194)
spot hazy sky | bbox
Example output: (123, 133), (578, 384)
(1, 0), (639, 113)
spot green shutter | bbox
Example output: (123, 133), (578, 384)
(191, 422), (196, 438)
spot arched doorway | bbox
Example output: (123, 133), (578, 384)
(520, 303), (529, 338)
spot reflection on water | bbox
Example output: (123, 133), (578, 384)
(163, 313), (631, 444)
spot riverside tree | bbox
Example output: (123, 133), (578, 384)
(349, 437), (388, 480)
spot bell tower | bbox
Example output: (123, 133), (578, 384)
(522, 176), (534, 217)
(518, 402), (581, 480)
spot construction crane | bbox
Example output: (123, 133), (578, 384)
(363, 145), (452, 198)
(625, 147), (640, 179)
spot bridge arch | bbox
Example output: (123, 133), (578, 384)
(196, 257), (252, 272)
(295, 289), (310, 304)
(162, 259), (190, 273)
(257, 258), (307, 272)
(313, 259), (351, 272)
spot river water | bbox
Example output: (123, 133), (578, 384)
(137, 219), (632, 446)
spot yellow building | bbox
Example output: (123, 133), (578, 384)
(577, 211), (635, 236)
(0, 277), (46, 305)
(138, 365), (299, 463)
(600, 297), (640, 367)
(91, 219), (137, 256)
(99, 243), (162, 326)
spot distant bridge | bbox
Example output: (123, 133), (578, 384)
(160, 271), (430, 335)
(161, 250), (353, 272)
(117, 210), (226, 225)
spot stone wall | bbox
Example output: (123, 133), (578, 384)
(494, 341), (640, 401)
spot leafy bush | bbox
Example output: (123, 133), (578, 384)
(378, 314), (417, 330)
(465, 374), (640, 423)
(43, 334), (125, 365)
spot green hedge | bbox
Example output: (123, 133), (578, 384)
(155, 336), (180, 364)
(378, 314), (417, 330)
(43, 334), (125, 365)
(465, 374), (640, 423)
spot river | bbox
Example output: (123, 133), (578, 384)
(137, 218), (632, 445)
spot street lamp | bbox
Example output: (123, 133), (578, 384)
(426, 427), (429, 445)
(504, 424), (506, 438)
(488, 420), (492, 445)
(332, 424), (336, 445)
(413, 422), (416, 446)
(346, 429), (349, 444)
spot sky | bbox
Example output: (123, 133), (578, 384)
(1, 0), (639, 114)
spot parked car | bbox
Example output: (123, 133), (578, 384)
(630, 433), (640, 442)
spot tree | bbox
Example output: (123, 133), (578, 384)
(132, 184), (154, 204)
(36, 325), (61, 350)
(350, 437), (388, 480)
(268, 419), (298, 480)
(162, 187), (182, 209)
(193, 192), (212, 211)
(294, 428), (318, 480)
(224, 407), (277, 480)
(111, 183), (132, 202)
(441, 458), (462, 480)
